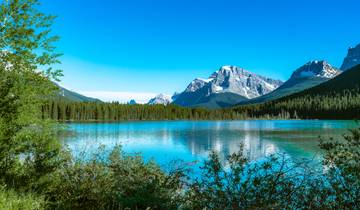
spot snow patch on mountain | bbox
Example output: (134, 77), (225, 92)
(291, 60), (340, 79)
(180, 65), (283, 100)
(147, 94), (172, 105)
(185, 78), (209, 92)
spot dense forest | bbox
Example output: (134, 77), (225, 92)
(42, 102), (249, 121)
(234, 88), (360, 119)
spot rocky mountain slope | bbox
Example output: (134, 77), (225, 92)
(173, 66), (283, 109)
(340, 44), (360, 71)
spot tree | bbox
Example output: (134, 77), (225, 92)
(0, 0), (64, 191)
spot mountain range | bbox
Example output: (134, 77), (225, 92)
(60, 43), (360, 109)
(172, 43), (359, 108)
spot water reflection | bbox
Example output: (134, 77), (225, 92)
(63, 120), (357, 167)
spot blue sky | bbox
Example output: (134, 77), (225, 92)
(43, 0), (360, 103)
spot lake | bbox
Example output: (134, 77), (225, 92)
(62, 120), (357, 170)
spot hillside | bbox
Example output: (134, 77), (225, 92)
(190, 92), (249, 109)
(56, 85), (101, 102)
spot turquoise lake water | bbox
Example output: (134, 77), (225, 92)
(63, 120), (358, 170)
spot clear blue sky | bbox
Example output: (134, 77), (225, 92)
(42, 0), (360, 102)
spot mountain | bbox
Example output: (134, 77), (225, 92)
(147, 94), (172, 105)
(290, 64), (360, 96)
(57, 85), (101, 102)
(240, 60), (341, 105)
(233, 64), (360, 119)
(171, 92), (181, 101)
(173, 66), (283, 109)
(128, 99), (137, 105)
(340, 43), (360, 71)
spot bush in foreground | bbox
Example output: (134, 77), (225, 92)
(0, 186), (44, 210)
(43, 146), (187, 210)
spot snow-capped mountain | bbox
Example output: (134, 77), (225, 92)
(290, 60), (340, 79)
(173, 65), (283, 108)
(241, 60), (341, 105)
(185, 66), (283, 98)
(147, 94), (172, 105)
(340, 44), (360, 71)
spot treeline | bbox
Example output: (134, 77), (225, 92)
(234, 89), (360, 120)
(44, 88), (360, 121)
(42, 101), (250, 121)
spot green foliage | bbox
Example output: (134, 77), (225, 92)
(0, 186), (44, 210)
(0, 0), (64, 197)
(43, 146), (187, 210)
(319, 127), (360, 209)
(185, 150), (310, 209)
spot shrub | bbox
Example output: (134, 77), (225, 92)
(44, 146), (187, 210)
(0, 186), (44, 210)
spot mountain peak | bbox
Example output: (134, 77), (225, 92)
(128, 99), (137, 105)
(147, 94), (172, 105)
(212, 66), (283, 96)
(191, 65), (283, 99)
(216, 65), (247, 75)
(291, 60), (340, 79)
(219, 65), (241, 71)
(340, 43), (360, 71)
